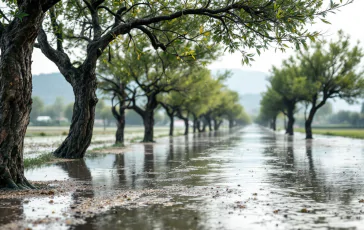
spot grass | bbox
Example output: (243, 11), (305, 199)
(295, 128), (364, 139)
(24, 153), (55, 169)
(25, 126), (176, 137)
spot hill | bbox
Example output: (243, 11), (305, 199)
(33, 73), (74, 105)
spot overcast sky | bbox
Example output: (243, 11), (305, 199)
(32, 0), (364, 75)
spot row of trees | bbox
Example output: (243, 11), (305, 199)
(98, 41), (251, 143)
(257, 31), (364, 138)
(0, 0), (351, 189)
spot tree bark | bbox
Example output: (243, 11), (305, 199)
(214, 119), (223, 131)
(183, 118), (189, 135)
(193, 118), (197, 133)
(0, 1), (59, 189)
(286, 105), (295, 136)
(143, 110), (155, 142)
(169, 115), (174, 136)
(305, 96), (327, 139)
(38, 25), (100, 158)
(114, 105), (126, 145)
(205, 115), (212, 131)
(53, 70), (98, 158)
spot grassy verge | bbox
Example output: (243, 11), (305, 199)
(296, 128), (364, 139)
(24, 153), (56, 169)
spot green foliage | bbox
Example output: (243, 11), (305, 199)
(38, 0), (351, 66)
(30, 96), (45, 123)
(298, 31), (364, 104)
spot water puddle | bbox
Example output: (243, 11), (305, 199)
(1, 125), (364, 229)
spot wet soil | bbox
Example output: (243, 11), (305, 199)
(1, 125), (364, 230)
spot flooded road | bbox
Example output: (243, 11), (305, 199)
(1, 125), (364, 229)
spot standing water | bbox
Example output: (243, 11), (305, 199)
(1, 125), (364, 229)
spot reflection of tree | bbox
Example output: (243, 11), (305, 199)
(144, 144), (155, 179)
(57, 159), (94, 212)
(264, 136), (358, 204)
(0, 198), (23, 225)
(57, 159), (92, 181)
(113, 154), (126, 185)
(166, 137), (174, 162)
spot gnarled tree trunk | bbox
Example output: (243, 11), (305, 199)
(183, 118), (189, 135)
(54, 69), (98, 158)
(143, 110), (154, 142)
(204, 114), (212, 131)
(114, 105), (126, 145)
(0, 1), (59, 189)
(214, 119), (223, 131)
(169, 115), (174, 136)
(286, 105), (295, 136)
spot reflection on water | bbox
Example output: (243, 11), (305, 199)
(1, 125), (364, 229)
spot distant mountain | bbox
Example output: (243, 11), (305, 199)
(240, 93), (262, 116)
(33, 73), (74, 105)
(211, 69), (268, 116)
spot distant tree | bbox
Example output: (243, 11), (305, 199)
(53, 97), (65, 119)
(100, 107), (114, 130)
(258, 88), (285, 131)
(65, 103), (74, 123)
(298, 31), (364, 139)
(269, 61), (308, 135)
(95, 100), (106, 119)
(315, 102), (333, 119)
(30, 97), (45, 124)
(44, 97), (65, 122)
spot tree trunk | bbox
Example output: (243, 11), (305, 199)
(229, 119), (234, 129)
(305, 107), (318, 139)
(0, 1), (58, 189)
(169, 115), (174, 136)
(205, 115), (212, 131)
(271, 116), (277, 131)
(54, 70), (98, 158)
(193, 119), (197, 133)
(214, 120), (223, 131)
(286, 106), (295, 136)
(113, 95), (126, 145)
(183, 119), (189, 135)
(142, 110), (154, 142)
(115, 110), (125, 145)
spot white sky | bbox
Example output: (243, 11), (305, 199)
(32, 0), (364, 74)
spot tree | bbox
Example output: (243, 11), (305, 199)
(0, 0), (61, 189)
(37, 0), (348, 158)
(123, 45), (192, 142)
(30, 97), (45, 124)
(298, 31), (364, 139)
(258, 88), (284, 131)
(269, 61), (309, 135)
